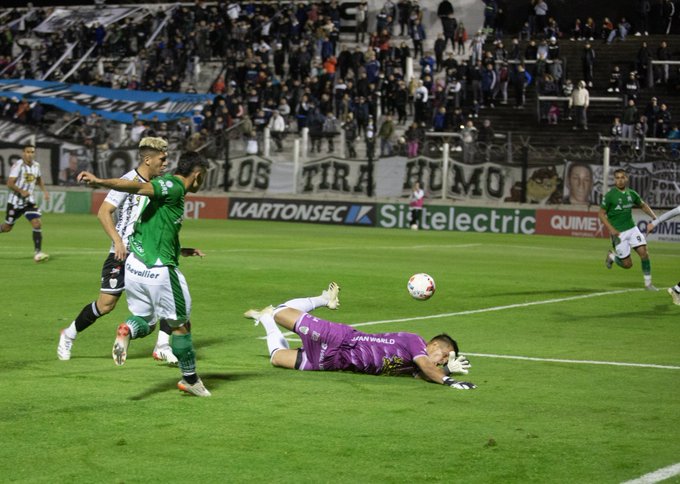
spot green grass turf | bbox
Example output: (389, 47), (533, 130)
(1, 213), (679, 483)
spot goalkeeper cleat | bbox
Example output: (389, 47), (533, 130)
(178, 378), (211, 397)
(645, 284), (659, 292)
(153, 345), (178, 365)
(322, 281), (341, 309)
(57, 329), (74, 361)
(244, 305), (274, 326)
(112, 323), (130, 366)
(668, 288), (680, 305)
(604, 250), (614, 269)
(34, 252), (49, 263)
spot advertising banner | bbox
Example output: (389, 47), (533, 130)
(0, 80), (213, 124)
(378, 203), (536, 234)
(0, 189), (90, 214)
(228, 197), (377, 226)
(534, 209), (608, 238)
(91, 191), (227, 220)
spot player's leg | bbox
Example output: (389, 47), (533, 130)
(1, 203), (16, 233)
(26, 208), (48, 262)
(277, 282), (341, 313)
(58, 292), (120, 360)
(244, 305), (292, 361)
(152, 319), (178, 365)
(633, 244), (656, 290)
(159, 267), (210, 396)
(668, 282), (680, 305)
(270, 349), (301, 369)
(607, 233), (633, 269)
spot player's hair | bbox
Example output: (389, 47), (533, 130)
(23, 144), (35, 150)
(429, 333), (459, 355)
(175, 151), (209, 176)
(614, 168), (628, 176)
(138, 135), (168, 154)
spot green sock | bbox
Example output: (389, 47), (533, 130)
(171, 333), (196, 378)
(641, 259), (651, 275)
(126, 316), (151, 339)
(615, 257), (626, 268)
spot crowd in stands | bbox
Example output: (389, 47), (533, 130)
(1, 0), (680, 161)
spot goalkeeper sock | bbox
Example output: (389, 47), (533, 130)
(260, 313), (289, 357)
(125, 315), (152, 339)
(172, 333), (197, 383)
(32, 229), (42, 252)
(74, 302), (101, 333)
(282, 296), (328, 313)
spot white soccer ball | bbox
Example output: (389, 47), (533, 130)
(407, 273), (436, 300)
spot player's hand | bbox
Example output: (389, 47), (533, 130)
(113, 240), (128, 261)
(443, 377), (476, 390)
(181, 248), (205, 258)
(43, 191), (50, 201)
(447, 352), (471, 375)
(77, 171), (100, 186)
(646, 222), (655, 234)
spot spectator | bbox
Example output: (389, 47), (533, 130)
(547, 103), (560, 125)
(461, 119), (478, 163)
(365, 116), (376, 161)
(622, 99), (639, 139)
(534, 0), (548, 36)
(342, 113), (358, 158)
(623, 72), (641, 104)
(455, 21), (468, 55)
(569, 80), (590, 131)
(583, 17), (596, 41)
(405, 121), (421, 158)
(601, 17), (614, 41)
(356, 2), (368, 43)
(570, 18), (584, 41)
(410, 18), (426, 59)
(268, 110), (286, 152)
(656, 40), (671, 84)
(322, 112), (340, 153)
(668, 124), (680, 156)
(645, 97), (660, 136)
(512, 64), (532, 109)
(610, 116), (623, 152)
(656, 103), (672, 138)
(608, 65), (623, 93)
(437, 0), (455, 32)
(635, 0), (651, 36)
(582, 42), (596, 88)
(637, 41), (652, 81)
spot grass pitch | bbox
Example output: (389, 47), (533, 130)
(1, 214), (679, 483)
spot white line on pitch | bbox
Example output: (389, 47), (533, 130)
(466, 353), (680, 371)
(621, 462), (680, 484)
(346, 288), (642, 329)
(207, 243), (482, 254)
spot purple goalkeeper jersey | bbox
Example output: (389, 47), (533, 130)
(294, 313), (428, 376)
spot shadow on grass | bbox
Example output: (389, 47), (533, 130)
(128, 372), (259, 400)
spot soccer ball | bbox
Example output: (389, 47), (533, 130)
(407, 273), (436, 300)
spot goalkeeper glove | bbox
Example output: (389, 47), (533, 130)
(442, 376), (477, 390)
(446, 352), (471, 375)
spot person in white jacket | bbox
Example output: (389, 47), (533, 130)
(268, 110), (286, 152)
(569, 81), (590, 130)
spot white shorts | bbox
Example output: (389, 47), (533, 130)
(124, 254), (192, 327)
(613, 226), (647, 259)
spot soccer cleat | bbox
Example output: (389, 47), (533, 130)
(112, 323), (131, 366)
(645, 284), (659, 292)
(244, 305), (274, 326)
(668, 288), (680, 306)
(153, 345), (178, 365)
(322, 281), (341, 309)
(604, 251), (614, 269)
(34, 252), (49, 263)
(57, 329), (74, 361)
(178, 378), (211, 397)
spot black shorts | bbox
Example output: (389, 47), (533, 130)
(100, 252), (125, 294)
(4, 202), (41, 225)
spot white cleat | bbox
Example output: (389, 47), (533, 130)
(322, 282), (341, 309)
(34, 252), (49, 263)
(112, 323), (130, 366)
(645, 284), (659, 292)
(605, 250), (614, 269)
(153, 345), (178, 365)
(57, 329), (74, 360)
(667, 288), (680, 305)
(178, 378), (211, 397)
(244, 305), (274, 325)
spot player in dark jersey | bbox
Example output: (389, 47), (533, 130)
(1, 144), (50, 262)
(244, 283), (476, 389)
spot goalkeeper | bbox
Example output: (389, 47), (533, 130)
(244, 283), (476, 390)
(646, 205), (680, 306)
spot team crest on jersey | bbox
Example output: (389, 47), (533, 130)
(109, 279), (118, 288)
(24, 174), (36, 183)
(298, 325), (309, 335)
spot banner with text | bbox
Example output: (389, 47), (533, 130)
(0, 80), (213, 124)
(90, 191), (227, 220)
(228, 197), (377, 226)
(0, 189), (90, 214)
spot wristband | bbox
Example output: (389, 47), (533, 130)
(442, 376), (456, 386)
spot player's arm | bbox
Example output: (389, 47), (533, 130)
(36, 176), (50, 201)
(78, 171), (155, 196)
(98, 201), (127, 261)
(7, 177), (29, 198)
(414, 356), (476, 390)
(598, 207), (619, 236)
(180, 248), (205, 258)
(647, 205), (680, 233)
(639, 201), (657, 222)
